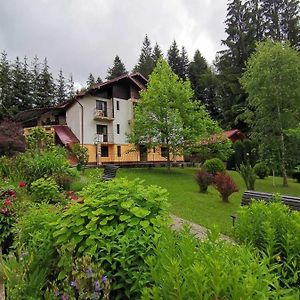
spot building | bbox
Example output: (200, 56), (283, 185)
(15, 73), (183, 165)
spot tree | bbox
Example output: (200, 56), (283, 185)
(179, 46), (189, 80)
(240, 41), (300, 186)
(129, 58), (224, 171)
(106, 55), (127, 80)
(67, 74), (75, 99)
(133, 34), (155, 78)
(152, 43), (163, 66)
(86, 73), (95, 88)
(31, 55), (41, 107)
(56, 69), (67, 104)
(96, 76), (102, 84)
(167, 40), (182, 78)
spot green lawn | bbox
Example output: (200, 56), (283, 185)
(81, 167), (300, 236)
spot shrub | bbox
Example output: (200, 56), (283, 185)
(254, 162), (269, 179)
(292, 165), (300, 183)
(203, 158), (225, 175)
(71, 143), (89, 171)
(195, 169), (214, 193)
(141, 227), (298, 299)
(213, 172), (239, 202)
(30, 177), (63, 204)
(26, 127), (54, 152)
(53, 178), (169, 299)
(239, 163), (256, 190)
(235, 200), (300, 288)
(0, 156), (12, 178)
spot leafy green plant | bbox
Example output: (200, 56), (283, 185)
(142, 226), (298, 299)
(213, 172), (239, 202)
(54, 178), (169, 299)
(239, 163), (256, 190)
(235, 200), (300, 288)
(71, 143), (89, 171)
(203, 158), (225, 175)
(26, 127), (54, 152)
(292, 165), (300, 183)
(30, 177), (64, 204)
(254, 162), (269, 179)
(195, 168), (214, 193)
(0, 156), (12, 178)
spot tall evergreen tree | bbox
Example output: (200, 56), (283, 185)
(86, 73), (95, 88)
(179, 46), (189, 80)
(0, 51), (13, 118)
(167, 40), (182, 77)
(133, 34), (155, 78)
(152, 43), (163, 67)
(20, 56), (32, 111)
(56, 69), (67, 104)
(67, 74), (75, 99)
(106, 55), (127, 80)
(31, 56), (41, 108)
(96, 76), (102, 84)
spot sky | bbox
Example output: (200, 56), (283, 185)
(0, 0), (228, 88)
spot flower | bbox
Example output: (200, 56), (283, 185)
(101, 275), (108, 283)
(70, 281), (77, 288)
(86, 267), (93, 278)
(61, 294), (69, 300)
(8, 190), (16, 197)
(54, 290), (60, 297)
(4, 198), (12, 206)
(70, 195), (78, 201)
(95, 280), (101, 292)
(19, 181), (26, 188)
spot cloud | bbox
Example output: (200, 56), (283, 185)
(0, 0), (228, 86)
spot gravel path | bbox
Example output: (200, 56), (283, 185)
(171, 214), (232, 242)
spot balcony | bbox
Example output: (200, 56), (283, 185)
(94, 108), (114, 121)
(94, 133), (114, 144)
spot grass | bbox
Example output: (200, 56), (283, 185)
(79, 167), (300, 236)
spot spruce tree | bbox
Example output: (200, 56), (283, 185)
(20, 56), (33, 111)
(67, 74), (75, 99)
(167, 40), (182, 77)
(152, 43), (163, 67)
(11, 57), (25, 114)
(56, 69), (67, 104)
(96, 76), (102, 84)
(106, 55), (127, 80)
(31, 56), (41, 108)
(179, 46), (189, 80)
(87, 73), (95, 88)
(133, 34), (155, 78)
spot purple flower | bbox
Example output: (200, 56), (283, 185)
(101, 275), (108, 283)
(95, 280), (101, 292)
(70, 281), (77, 288)
(54, 290), (59, 297)
(61, 294), (69, 300)
(86, 267), (93, 278)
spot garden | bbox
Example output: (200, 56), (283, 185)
(0, 127), (300, 299)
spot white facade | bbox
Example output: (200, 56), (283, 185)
(66, 95), (134, 145)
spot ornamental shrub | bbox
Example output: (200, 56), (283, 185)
(71, 143), (89, 171)
(254, 162), (269, 179)
(239, 163), (256, 190)
(235, 200), (300, 288)
(141, 227), (298, 299)
(54, 178), (169, 299)
(203, 158), (225, 175)
(30, 177), (63, 204)
(195, 168), (214, 193)
(213, 172), (239, 202)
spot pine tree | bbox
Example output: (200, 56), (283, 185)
(106, 55), (127, 80)
(133, 34), (155, 78)
(86, 73), (95, 88)
(179, 46), (189, 80)
(11, 57), (25, 114)
(31, 55), (41, 108)
(67, 74), (75, 99)
(96, 76), (102, 84)
(0, 51), (13, 118)
(152, 43), (163, 67)
(56, 69), (67, 104)
(167, 40), (182, 77)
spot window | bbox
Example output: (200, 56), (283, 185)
(96, 100), (107, 116)
(117, 124), (120, 134)
(96, 125), (108, 142)
(101, 146), (109, 157)
(161, 147), (168, 158)
(117, 145), (121, 157)
(116, 100), (120, 110)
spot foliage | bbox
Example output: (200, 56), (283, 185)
(141, 226), (298, 299)
(26, 127), (54, 152)
(71, 143), (89, 170)
(0, 156), (12, 178)
(203, 158), (225, 175)
(30, 177), (63, 204)
(46, 256), (110, 300)
(292, 165), (300, 183)
(130, 58), (223, 170)
(195, 169), (214, 193)
(106, 55), (127, 80)
(54, 178), (169, 299)
(213, 172), (239, 202)
(239, 163), (256, 190)
(235, 200), (300, 288)
(0, 119), (26, 156)
(254, 162), (269, 179)
(55, 69), (67, 104)
(240, 40), (300, 186)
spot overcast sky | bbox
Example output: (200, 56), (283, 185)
(0, 0), (228, 88)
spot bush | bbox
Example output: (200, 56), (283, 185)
(0, 156), (12, 178)
(235, 200), (300, 288)
(213, 172), (239, 202)
(30, 177), (63, 204)
(71, 143), (89, 171)
(195, 169), (214, 193)
(292, 165), (300, 183)
(254, 162), (269, 179)
(203, 158), (225, 175)
(53, 178), (169, 299)
(141, 227), (298, 299)
(239, 163), (256, 190)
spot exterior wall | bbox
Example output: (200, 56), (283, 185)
(66, 102), (82, 143)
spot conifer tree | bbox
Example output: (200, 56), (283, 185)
(133, 34), (155, 78)
(167, 40), (181, 77)
(86, 73), (95, 88)
(56, 69), (67, 104)
(31, 55), (41, 107)
(20, 56), (32, 111)
(11, 57), (25, 114)
(152, 43), (163, 67)
(96, 76), (102, 84)
(106, 55), (127, 80)
(67, 74), (75, 99)
(179, 46), (189, 80)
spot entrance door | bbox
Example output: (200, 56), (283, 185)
(139, 145), (148, 162)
